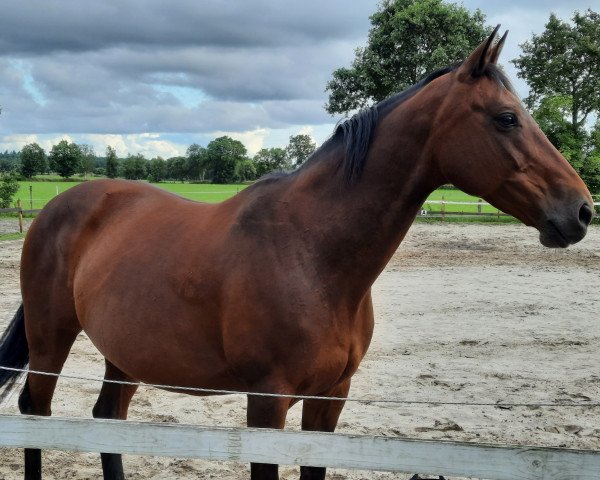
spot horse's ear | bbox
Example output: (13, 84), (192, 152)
(488, 30), (508, 64)
(457, 25), (501, 80)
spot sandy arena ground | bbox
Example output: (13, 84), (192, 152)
(0, 220), (598, 479)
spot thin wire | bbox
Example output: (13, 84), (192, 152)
(1, 366), (599, 408)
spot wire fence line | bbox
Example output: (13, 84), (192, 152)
(0, 366), (599, 409)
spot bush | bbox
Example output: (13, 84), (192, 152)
(0, 173), (20, 208)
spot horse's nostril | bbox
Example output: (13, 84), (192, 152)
(579, 202), (593, 227)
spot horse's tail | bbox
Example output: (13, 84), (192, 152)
(0, 304), (29, 402)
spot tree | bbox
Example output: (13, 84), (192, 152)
(205, 136), (247, 184)
(166, 156), (188, 182)
(78, 144), (96, 178)
(20, 143), (47, 178)
(235, 159), (257, 182)
(186, 144), (208, 182)
(512, 10), (600, 134)
(120, 154), (148, 180)
(0, 151), (20, 172)
(325, 0), (489, 114)
(513, 10), (600, 193)
(147, 157), (166, 183)
(532, 96), (586, 169)
(286, 134), (316, 167)
(106, 146), (119, 179)
(0, 172), (19, 208)
(253, 148), (289, 177)
(49, 140), (82, 179)
(582, 121), (600, 194)
(531, 95), (600, 194)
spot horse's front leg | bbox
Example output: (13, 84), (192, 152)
(246, 392), (291, 480)
(299, 379), (351, 480)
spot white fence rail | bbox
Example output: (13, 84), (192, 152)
(419, 200), (600, 219)
(425, 200), (600, 206)
(1, 414), (599, 479)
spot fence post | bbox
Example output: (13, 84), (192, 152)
(29, 185), (33, 211)
(477, 199), (482, 215)
(17, 199), (23, 233)
(441, 196), (446, 220)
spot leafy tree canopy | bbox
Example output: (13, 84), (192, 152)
(512, 10), (600, 130)
(105, 146), (119, 179)
(78, 144), (96, 178)
(325, 0), (489, 115)
(532, 96), (586, 168)
(235, 159), (257, 182)
(166, 156), (188, 182)
(286, 134), (316, 167)
(186, 143), (208, 182)
(254, 148), (289, 178)
(514, 10), (600, 193)
(582, 121), (600, 194)
(147, 156), (166, 183)
(120, 153), (147, 180)
(20, 143), (47, 178)
(49, 140), (82, 179)
(0, 172), (19, 208)
(205, 136), (247, 184)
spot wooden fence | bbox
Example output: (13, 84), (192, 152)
(0, 414), (599, 479)
(0, 200), (42, 233)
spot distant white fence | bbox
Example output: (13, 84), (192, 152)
(419, 200), (600, 218)
(420, 200), (508, 218)
(1, 414), (599, 479)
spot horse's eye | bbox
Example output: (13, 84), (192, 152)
(495, 112), (518, 129)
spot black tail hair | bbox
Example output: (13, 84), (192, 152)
(0, 304), (29, 402)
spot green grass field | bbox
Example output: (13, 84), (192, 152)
(423, 188), (500, 214)
(16, 181), (249, 210)
(16, 179), (492, 212)
(6, 179), (598, 225)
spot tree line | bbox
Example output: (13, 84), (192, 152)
(0, 134), (317, 184)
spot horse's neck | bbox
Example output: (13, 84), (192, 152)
(289, 105), (444, 304)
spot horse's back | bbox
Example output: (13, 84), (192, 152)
(29, 179), (189, 232)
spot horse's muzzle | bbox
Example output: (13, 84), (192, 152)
(539, 201), (594, 248)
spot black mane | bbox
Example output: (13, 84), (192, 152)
(306, 62), (514, 185)
(335, 65), (457, 184)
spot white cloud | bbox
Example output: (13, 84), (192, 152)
(0, 133), (189, 159)
(0, 134), (74, 153)
(81, 134), (187, 158)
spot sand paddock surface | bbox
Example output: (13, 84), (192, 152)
(0, 221), (598, 479)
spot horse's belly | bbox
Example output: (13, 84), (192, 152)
(75, 279), (234, 389)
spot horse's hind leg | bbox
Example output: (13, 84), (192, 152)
(18, 313), (81, 480)
(299, 379), (351, 480)
(92, 359), (138, 480)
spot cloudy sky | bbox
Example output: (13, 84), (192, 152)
(1, 1), (599, 158)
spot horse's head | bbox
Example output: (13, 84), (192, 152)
(432, 27), (594, 247)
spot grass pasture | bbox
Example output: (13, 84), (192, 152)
(423, 188), (501, 214)
(16, 181), (248, 210)
(16, 179), (492, 213)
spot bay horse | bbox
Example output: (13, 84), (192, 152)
(0, 27), (594, 480)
